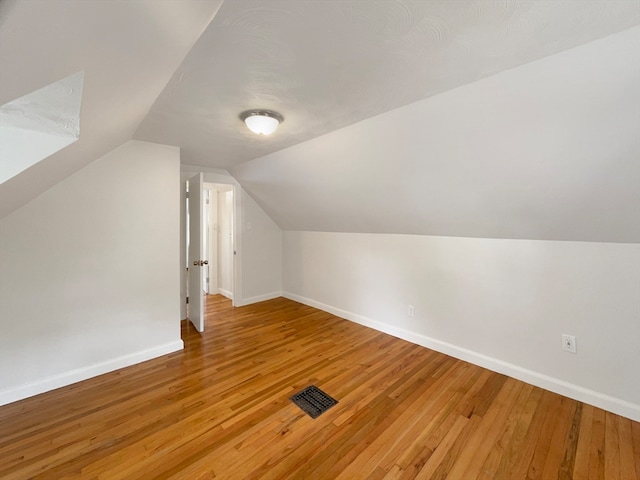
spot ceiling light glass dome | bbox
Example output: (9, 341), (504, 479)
(240, 110), (283, 135)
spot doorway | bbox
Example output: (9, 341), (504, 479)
(186, 177), (236, 333)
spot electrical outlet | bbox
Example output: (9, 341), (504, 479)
(562, 334), (577, 353)
(407, 305), (415, 317)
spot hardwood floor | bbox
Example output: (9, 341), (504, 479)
(1, 295), (638, 479)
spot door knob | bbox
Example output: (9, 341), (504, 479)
(203, 260), (209, 265)
(193, 261), (199, 266)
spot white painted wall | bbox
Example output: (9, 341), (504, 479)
(0, 140), (182, 404)
(283, 231), (640, 421)
(204, 185), (219, 294)
(218, 188), (234, 298)
(239, 188), (282, 304)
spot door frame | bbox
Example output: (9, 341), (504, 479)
(180, 166), (242, 321)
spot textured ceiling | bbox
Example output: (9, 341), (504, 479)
(0, 0), (223, 218)
(1, 72), (83, 183)
(2, 0), (639, 242)
(135, 0), (640, 169)
(232, 25), (640, 243)
(0, 71), (84, 138)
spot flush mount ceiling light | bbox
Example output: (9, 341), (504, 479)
(240, 109), (283, 135)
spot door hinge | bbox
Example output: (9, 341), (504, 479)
(186, 296), (189, 304)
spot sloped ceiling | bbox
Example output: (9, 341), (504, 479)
(136, 0), (639, 169)
(2, 0), (639, 243)
(0, 0), (223, 218)
(136, 0), (639, 242)
(1, 72), (83, 183)
(231, 26), (640, 243)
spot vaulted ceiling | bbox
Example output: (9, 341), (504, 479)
(136, 0), (640, 170)
(0, 0), (224, 217)
(2, 0), (639, 242)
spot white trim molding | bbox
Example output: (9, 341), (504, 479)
(218, 288), (233, 300)
(282, 291), (640, 422)
(0, 340), (184, 406)
(236, 291), (282, 307)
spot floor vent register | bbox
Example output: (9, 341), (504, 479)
(290, 385), (338, 419)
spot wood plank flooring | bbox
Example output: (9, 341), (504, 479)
(1, 295), (638, 479)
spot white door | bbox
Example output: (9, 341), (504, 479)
(187, 173), (205, 332)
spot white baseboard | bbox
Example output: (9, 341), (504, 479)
(0, 340), (184, 406)
(236, 291), (282, 307)
(218, 288), (233, 300)
(282, 291), (640, 422)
